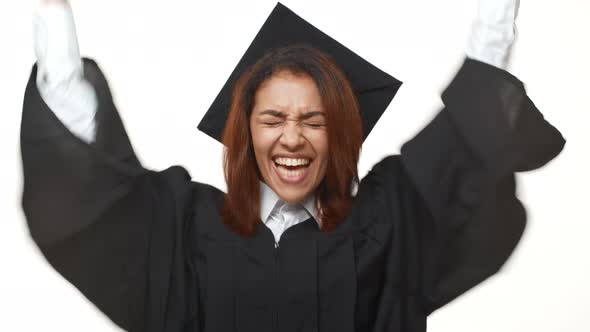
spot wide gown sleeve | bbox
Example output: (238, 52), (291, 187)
(367, 58), (565, 316)
(20, 59), (197, 331)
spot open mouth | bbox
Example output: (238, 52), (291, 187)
(272, 157), (311, 184)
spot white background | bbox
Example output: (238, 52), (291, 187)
(0, 0), (588, 331)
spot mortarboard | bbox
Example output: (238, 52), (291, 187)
(197, 2), (402, 143)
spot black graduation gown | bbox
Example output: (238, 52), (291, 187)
(20, 58), (565, 332)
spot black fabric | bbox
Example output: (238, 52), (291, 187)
(21, 58), (564, 332)
(197, 3), (402, 143)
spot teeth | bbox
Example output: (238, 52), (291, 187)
(276, 165), (306, 178)
(274, 157), (310, 166)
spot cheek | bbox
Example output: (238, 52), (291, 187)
(250, 128), (280, 165)
(310, 132), (329, 169)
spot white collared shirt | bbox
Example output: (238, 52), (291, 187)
(259, 182), (320, 245)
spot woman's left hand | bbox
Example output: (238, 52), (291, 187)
(466, 0), (521, 70)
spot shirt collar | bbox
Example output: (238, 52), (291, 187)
(259, 181), (320, 225)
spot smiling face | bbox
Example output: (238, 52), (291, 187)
(249, 70), (328, 204)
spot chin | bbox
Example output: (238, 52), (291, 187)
(276, 189), (312, 204)
(268, 173), (316, 203)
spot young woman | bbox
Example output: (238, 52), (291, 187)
(21, 1), (564, 331)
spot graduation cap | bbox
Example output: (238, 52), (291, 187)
(197, 2), (402, 143)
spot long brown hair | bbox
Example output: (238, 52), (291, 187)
(222, 45), (363, 236)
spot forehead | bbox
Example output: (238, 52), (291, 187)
(253, 71), (324, 114)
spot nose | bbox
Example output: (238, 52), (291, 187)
(279, 120), (305, 150)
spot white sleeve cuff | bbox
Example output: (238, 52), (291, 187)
(33, 2), (98, 143)
(465, 0), (520, 69)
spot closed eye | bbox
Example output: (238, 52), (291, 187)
(262, 121), (284, 127)
(300, 111), (326, 128)
(302, 122), (326, 128)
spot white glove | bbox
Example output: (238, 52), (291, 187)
(34, 1), (98, 143)
(465, 0), (520, 70)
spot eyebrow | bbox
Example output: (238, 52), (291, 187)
(299, 111), (326, 120)
(258, 110), (325, 120)
(258, 110), (286, 118)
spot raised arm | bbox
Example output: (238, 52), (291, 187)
(361, 0), (564, 317)
(399, 0), (565, 312)
(22, 2), (197, 330)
